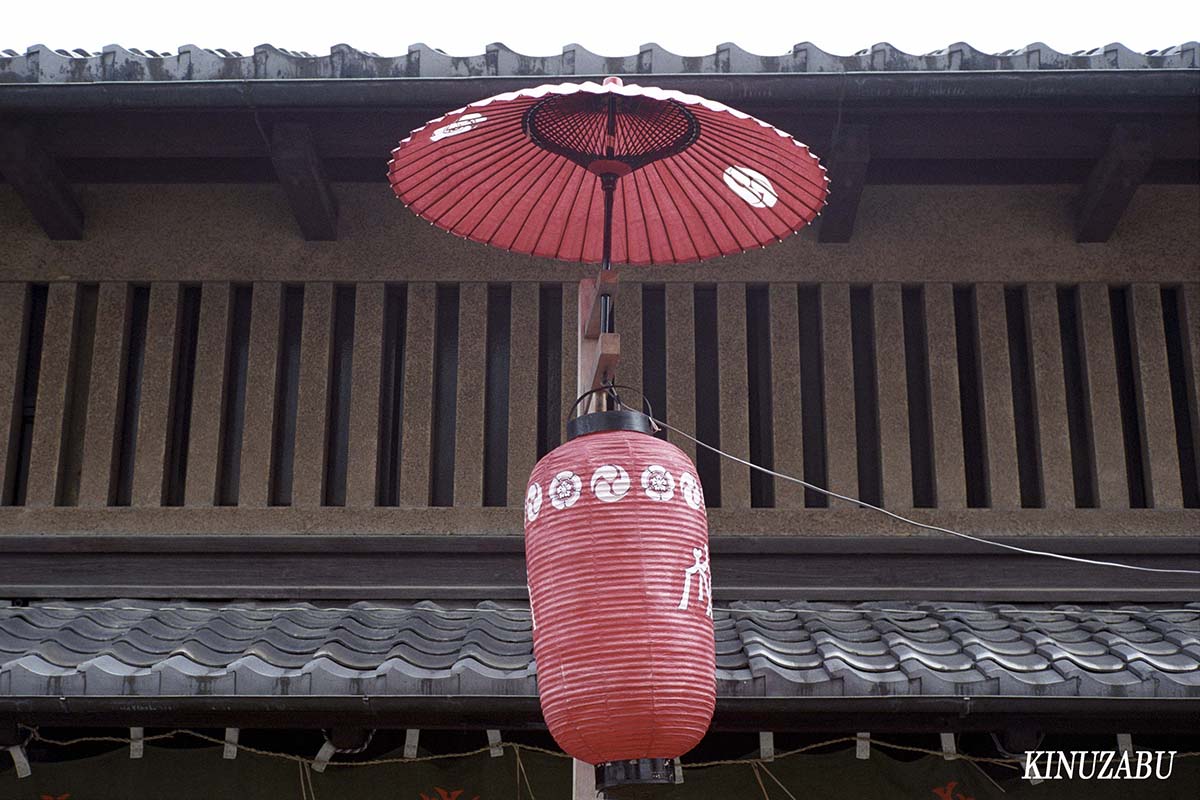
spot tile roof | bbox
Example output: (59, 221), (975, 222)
(2, 600), (1198, 699)
(1, 41), (1197, 83)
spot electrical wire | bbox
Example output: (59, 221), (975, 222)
(648, 414), (1200, 577)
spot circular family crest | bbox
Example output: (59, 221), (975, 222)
(679, 472), (704, 510)
(590, 464), (631, 502)
(524, 483), (543, 522)
(549, 470), (583, 510)
(722, 165), (778, 208)
(641, 465), (676, 501)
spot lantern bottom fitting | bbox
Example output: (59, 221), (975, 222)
(595, 758), (678, 793)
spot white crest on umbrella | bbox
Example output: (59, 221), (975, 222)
(641, 465), (676, 501)
(590, 464), (631, 502)
(431, 112), (487, 142)
(549, 470), (583, 509)
(524, 483), (543, 522)
(723, 166), (778, 208)
(679, 472), (704, 510)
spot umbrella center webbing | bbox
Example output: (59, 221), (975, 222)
(523, 92), (700, 176)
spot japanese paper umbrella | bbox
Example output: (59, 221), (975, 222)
(387, 76), (828, 268)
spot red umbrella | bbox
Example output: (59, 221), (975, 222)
(388, 77), (828, 267)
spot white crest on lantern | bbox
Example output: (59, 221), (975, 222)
(548, 470), (583, 510)
(641, 465), (676, 501)
(430, 112), (487, 141)
(590, 464), (631, 502)
(524, 483), (543, 523)
(679, 472), (704, 510)
(677, 544), (713, 618)
(722, 165), (778, 209)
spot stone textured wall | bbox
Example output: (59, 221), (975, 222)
(0, 183), (1196, 536)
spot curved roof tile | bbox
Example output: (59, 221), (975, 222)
(0, 41), (1197, 83)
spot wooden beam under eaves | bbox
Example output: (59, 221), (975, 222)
(1076, 124), (1154, 243)
(269, 122), (338, 241)
(818, 124), (870, 244)
(0, 122), (84, 240)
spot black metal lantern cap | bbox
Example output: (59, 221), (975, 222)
(595, 758), (677, 794)
(566, 385), (657, 441)
(567, 408), (655, 440)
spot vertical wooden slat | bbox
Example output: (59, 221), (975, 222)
(1027, 284), (1074, 509)
(925, 283), (966, 508)
(291, 283), (333, 507)
(1079, 283), (1127, 508)
(346, 283), (385, 508)
(559, 282), (579, 445)
(768, 284), (804, 508)
(399, 282), (436, 507)
(454, 282), (488, 507)
(129, 283), (180, 508)
(664, 283), (696, 462)
(873, 284), (912, 508)
(0, 285), (29, 494)
(616, 282), (642, 398)
(24, 283), (78, 507)
(717, 283), (751, 509)
(183, 283), (231, 507)
(507, 283), (540, 506)
(239, 282), (282, 508)
(822, 283), (858, 499)
(1131, 283), (1183, 508)
(975, 283), (1020, 509)
(78, 283), (127, 507)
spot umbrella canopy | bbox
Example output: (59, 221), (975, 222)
(388, 77), (828, 266)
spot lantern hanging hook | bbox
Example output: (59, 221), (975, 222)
(567, 384), (660, 433)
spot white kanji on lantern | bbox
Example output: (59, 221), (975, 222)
(549, 470), (583, 510)
(524, 483), (543, 522)
(590, 464), (631, 502)
(641, 465), (676, 501)
(679, 472), (704, 510)
(677, 544), (713, 617)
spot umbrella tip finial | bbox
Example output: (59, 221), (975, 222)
(603, 76), (623, 87)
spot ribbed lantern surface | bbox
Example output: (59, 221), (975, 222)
(523, 427), (715, 764)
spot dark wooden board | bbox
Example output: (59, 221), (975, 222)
(1, 534), (1195, 601)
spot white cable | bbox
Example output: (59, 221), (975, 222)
(651, 415), (1200, 577)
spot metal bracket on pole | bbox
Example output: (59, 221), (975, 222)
(403, 729), (420, 759)
(7, 745), (31, 779)
(577, 270), (621, 411)
(855, 732), (871, 760)
(223, 728), (239, 760)
(759, 731), (775, 761)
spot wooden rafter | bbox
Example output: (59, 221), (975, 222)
(0, 121), (84, 240)
(269, 121), (338, 241)
(818, 124), (870, 243)
(1076, 123), (1154, 243)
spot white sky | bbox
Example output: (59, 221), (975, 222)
(5, 0), (1197, 59)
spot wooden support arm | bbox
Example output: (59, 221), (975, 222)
(577, 270), (622, 412)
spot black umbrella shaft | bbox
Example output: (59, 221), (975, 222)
(601, 179), (615, 333)
(600, 95), (617, 335)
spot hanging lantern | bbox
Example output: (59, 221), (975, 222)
(523, 393), (715, 791)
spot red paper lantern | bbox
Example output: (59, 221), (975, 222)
(523, 408), (715, 789)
